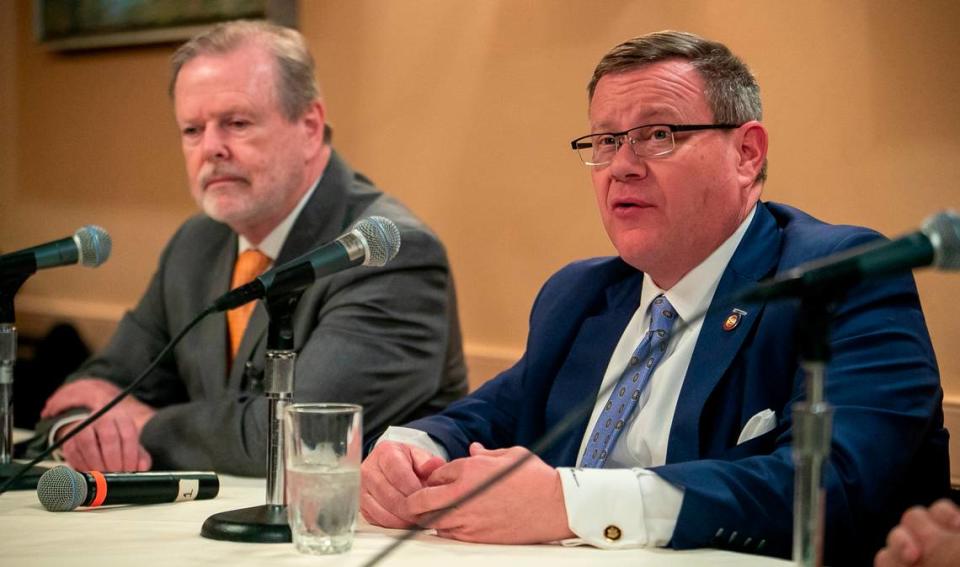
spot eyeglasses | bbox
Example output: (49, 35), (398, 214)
(570, 123), (741, 167)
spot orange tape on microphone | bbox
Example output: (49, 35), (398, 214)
(88, 471), (107, 507)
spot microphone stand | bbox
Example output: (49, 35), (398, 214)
(0, 269), (49, 489)
(792, 293), (836, 567)
(201, 290), (302, 543)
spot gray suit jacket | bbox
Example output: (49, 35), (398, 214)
(67, 151), (467, 475)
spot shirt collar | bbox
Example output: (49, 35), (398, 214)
(237, 174), (322, 260)
(639, 204), (757, 324)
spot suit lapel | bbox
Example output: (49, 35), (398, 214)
(666, 204), (782, 463)
(193, 229), (234, 394)
(544, 270), (644, 466)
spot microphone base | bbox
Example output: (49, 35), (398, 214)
(0, 461), (49, 490)
(201, 504), (291, 543)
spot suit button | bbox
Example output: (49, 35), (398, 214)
(603, 525), (622, 541)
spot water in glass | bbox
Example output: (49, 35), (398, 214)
(287, 463), (360, 554)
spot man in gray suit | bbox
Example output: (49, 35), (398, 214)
(39, 21), (466, 476)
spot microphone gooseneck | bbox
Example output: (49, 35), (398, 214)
(0, 225), (112, 277)
(739, 209), (959, 302)
(212, 216), (402, 312)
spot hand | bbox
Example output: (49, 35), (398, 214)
(41, 378), (155, 472)
(406, 443), (574, 544)
(360, 441), (446, 528)
(875, 499), (960, 567)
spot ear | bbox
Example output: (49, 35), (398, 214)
(299, 100), (327, 160)
(734, 120), (768, 188)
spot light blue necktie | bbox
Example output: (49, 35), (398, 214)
(580, 294), (677, 468)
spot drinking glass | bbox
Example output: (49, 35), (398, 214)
(284, 403), (362, 554)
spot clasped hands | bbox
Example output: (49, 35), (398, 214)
(41, 378), (156, 472)
(361, 441), (574, 543)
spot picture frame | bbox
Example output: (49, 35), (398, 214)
(34, 0), (297, 51)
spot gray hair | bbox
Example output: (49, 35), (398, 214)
(169, 20), (330, 140)
(588, 31), (766, 183)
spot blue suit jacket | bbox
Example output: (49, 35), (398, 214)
(406, 202), (949, 565)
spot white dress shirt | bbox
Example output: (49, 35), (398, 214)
(382, 205), (757, 548)
(236, 174), (321, 260)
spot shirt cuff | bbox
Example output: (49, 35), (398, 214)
(557, 467), (683, 548)
(376, 426), (450, 461)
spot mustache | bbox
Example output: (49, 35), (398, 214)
(200, 166), (249, 189)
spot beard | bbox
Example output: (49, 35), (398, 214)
(190, 155), (307, 236)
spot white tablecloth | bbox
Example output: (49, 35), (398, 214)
(0, 473), (792, 566)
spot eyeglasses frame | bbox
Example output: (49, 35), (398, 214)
(570, 123), (742, 166)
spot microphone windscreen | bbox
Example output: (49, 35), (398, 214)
(923, 210), (960, 269)
(356, 216), (401, 267)
(37, 466), (88, 511)
(74, 225), (112, 267)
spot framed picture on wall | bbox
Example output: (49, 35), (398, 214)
(34, 0), (297, 51)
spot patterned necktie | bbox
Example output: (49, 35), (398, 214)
(226, 249), (272, 359)
(580, 294), (678, 468)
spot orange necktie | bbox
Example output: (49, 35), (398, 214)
(227, 249), (272, 359)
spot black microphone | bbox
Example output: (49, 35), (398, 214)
(0, 225), (112, 276)
(740, 210), (960, 301)
(36, 466), (219, 511)
(212, 216), (401, 311)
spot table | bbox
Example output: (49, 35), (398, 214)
(0, 474), (792, 566)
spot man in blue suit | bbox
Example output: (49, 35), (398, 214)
(360, 31), (949, 564)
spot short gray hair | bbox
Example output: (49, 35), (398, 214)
(169, 20), (330, 140)
(588, 31), (766, 183)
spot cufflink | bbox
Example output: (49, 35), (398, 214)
(603, 525), (622, 541)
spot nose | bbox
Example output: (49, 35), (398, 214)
(200, 125), (230, 162)
(608, 135), (647, 181)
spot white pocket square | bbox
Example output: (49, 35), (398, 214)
(737, 409), (777, 445)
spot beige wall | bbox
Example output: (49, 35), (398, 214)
(1, 3), (17, 229)
(3, 1), (959, 403)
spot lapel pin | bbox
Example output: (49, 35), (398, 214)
(722, 308), (748, 332)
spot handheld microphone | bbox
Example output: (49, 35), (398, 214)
(36, 466), (219, 511)
(213, 216), (401, 311)
(741, 210), (960, 301)
(0, 225), (111, 276)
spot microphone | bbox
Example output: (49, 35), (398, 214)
(0, 225), (111, 276)
(36, 466), (219, 511)
(741, 210), (960, 301)
(212, 216), (401, 311)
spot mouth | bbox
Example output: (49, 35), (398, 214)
(611, 198), (654, 212)
(203, 176), (247, 190)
